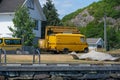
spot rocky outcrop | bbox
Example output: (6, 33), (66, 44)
(71, 9), (94, 27)
(70, 9), (120, 27)
(68, 5), (120, 27)
(115, 5), (120, 10)
(106, 17), (120, 27)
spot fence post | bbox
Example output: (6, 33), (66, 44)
(4, 49), (6, 64)
(2, 49), (7, 64)
(32, 47), (35, 64)
(36, 49), (40, 64)
(0, 49), (2, 64)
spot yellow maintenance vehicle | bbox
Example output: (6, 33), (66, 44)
(39, 26), (89, 53)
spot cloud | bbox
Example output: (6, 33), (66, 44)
(39, 0), (57, 6)
(39, 0), (46, 6)
(60, 1), (73, 8)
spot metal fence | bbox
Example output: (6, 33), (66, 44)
(0, 47), (41, 64)
(22, 46), (35, 54)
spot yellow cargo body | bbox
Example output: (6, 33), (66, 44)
(44, 33), (89, 53)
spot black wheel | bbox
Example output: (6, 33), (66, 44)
(16, 49), (22, 54)
(84, 48), (89, 53)
(63, 48), (69, 54)
(53, 50), (58, 54)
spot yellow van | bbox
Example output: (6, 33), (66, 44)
(0, 37), (22, 53)
(39, 33), (89, 53)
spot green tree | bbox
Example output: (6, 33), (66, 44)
(107, 27), (120, 49)
(80, 21), (104, 38)
(9, 7), (35, 46)
(43, 0), (60, 26)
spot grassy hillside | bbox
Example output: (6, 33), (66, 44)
(61, 0), (120, 50)
(88, 0), (120, 19)
(62, 0), (120, 22)
(62, 8), (85, 22)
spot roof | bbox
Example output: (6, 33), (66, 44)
(87, 38), (103, 44)
(0, 0), (25, 13)
(55, 34), (85, 37)
(46, 26), (80, 34)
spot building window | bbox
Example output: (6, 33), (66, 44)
(41, 21), (47, 39)
(27, 0), (34, 9)
(34, 20), (39, 30)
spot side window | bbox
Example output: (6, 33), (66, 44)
(5, 40), (11, 45)
(5, 39), (21, 45)
(27, 0), (34, 9)
(14, 40), (21, 45)
(47, 28), (53, 35)
(80, 37), (86, 43)
(0, 39), (2, 44)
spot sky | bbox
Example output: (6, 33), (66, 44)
(39, 0), (99, 19)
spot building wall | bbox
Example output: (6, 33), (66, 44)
(0, 14), (14, 37)
(28, 0), (42, 38)
(88, 44), (97, 50)
(97, 39), (104, 48)
(88, 39), (104, 50)
(0, 0), (44, 38)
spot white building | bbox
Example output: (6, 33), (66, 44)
(87, 38), (104, 50)
(0, 0), (46, 43)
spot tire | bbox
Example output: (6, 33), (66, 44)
(52, 50), (60, 54)
(53, 51), (57, 54)
(16, 49), (22, 54)
(84, 48), (89, 53)
(63, 48), (69, 54)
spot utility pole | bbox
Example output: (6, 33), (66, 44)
(104, 13), (107, 51)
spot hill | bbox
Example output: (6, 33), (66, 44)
(61, 0), (120, 50)
(62, 0), (120, 27)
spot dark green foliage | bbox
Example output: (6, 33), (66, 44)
(103, 0), (120, 6)
(88, 0), (120, 19)
(83, 0), (120, 49)
(9, 7), (35, 46)
(80, 20), (120, 49)
(107, 27), (120, 49)
(43, 0), (60, 26)
(80, 21), (104, 38)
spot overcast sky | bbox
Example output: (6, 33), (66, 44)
(39, 0), (99, 19)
